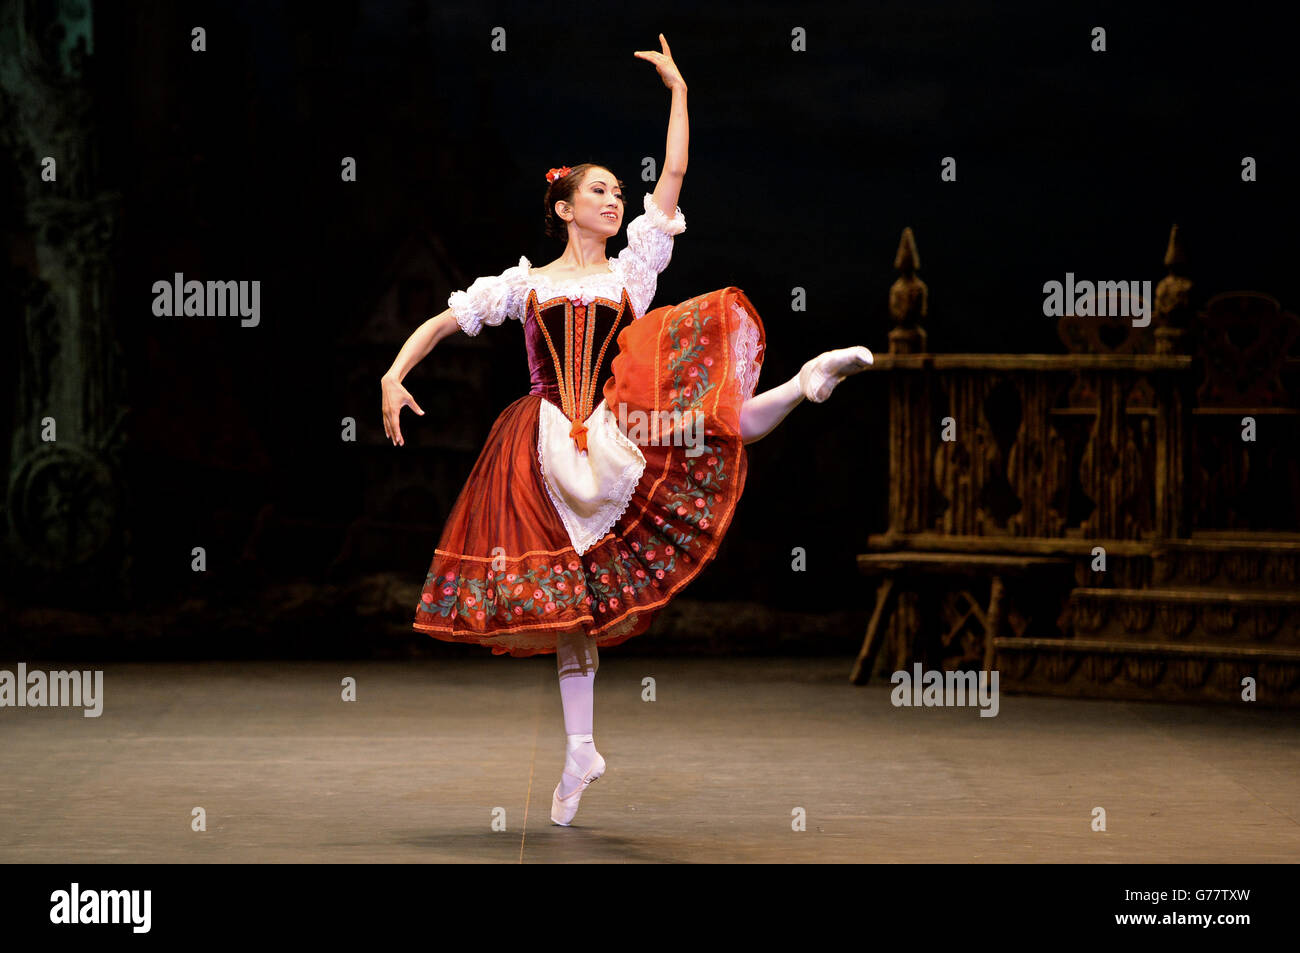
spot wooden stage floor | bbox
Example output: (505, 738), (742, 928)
(1, 657), (1295, 863)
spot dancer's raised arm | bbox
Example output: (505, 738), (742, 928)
(634, 33), (688, 218)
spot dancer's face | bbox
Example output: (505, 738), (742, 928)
(558, 168), (624, 238)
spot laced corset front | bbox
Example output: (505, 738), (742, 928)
(524, 287), (633, 450)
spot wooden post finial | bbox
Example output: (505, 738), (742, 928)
(889, 226), (928, 353)
(1154, 224), (1194, 353)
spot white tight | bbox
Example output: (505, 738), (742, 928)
(739, 375), (803, 444)
(556, 630), (598, 736)
(739, 347), (875, 443)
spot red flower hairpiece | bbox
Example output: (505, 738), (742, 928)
(546, 166), (573, 184)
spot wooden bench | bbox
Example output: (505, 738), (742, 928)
(852, 552), (1075, 684)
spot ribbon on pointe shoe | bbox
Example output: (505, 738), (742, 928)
(551, 749), (606, 825)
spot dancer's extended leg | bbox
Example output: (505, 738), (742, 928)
(555, 631), (602, 798)
(739, 346), (874, 443)
(739, 377), (802, 444)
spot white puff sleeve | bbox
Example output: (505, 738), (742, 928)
(447, 256), (531, 336)
(611, 194), (686, 318)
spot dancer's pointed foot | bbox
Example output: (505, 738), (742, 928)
(556, 738), (603, 797)
(798, 346), (874, 403)
(551, 736), (606, 826)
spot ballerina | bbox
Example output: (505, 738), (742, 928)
(381, 33), (873, 826)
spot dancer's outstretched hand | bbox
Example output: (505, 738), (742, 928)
(382, 375), (424, 447)
(634, 33), (686, 90)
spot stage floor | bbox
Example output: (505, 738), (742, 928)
(1, 657), (1295, 863)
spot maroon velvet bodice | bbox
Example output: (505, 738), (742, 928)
(524, 288), (634, 432)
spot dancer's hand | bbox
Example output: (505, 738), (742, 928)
(382, 375), (424, 447)
(634, 33), (686, 91)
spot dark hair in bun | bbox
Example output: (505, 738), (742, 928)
(543, 163), (625, 241)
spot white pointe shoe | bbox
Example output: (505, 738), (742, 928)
(798, 346), (875, 403)
(550, 748), (607, 826)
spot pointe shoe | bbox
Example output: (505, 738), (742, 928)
(550, 749), (607, 826)
(798, 346), (875, 403)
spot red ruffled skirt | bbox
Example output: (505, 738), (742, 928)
(413, 287), (766, 657)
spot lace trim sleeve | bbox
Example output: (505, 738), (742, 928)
(613, 195), (686, 319)
(447, 256), (531, 336)
(638, 192), (686, 238)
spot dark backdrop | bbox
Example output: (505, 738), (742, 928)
(3, 0), (1296, 657)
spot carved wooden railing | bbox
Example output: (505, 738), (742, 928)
(877, 353), (1191, 544)
(855, 226), (1300, 706)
